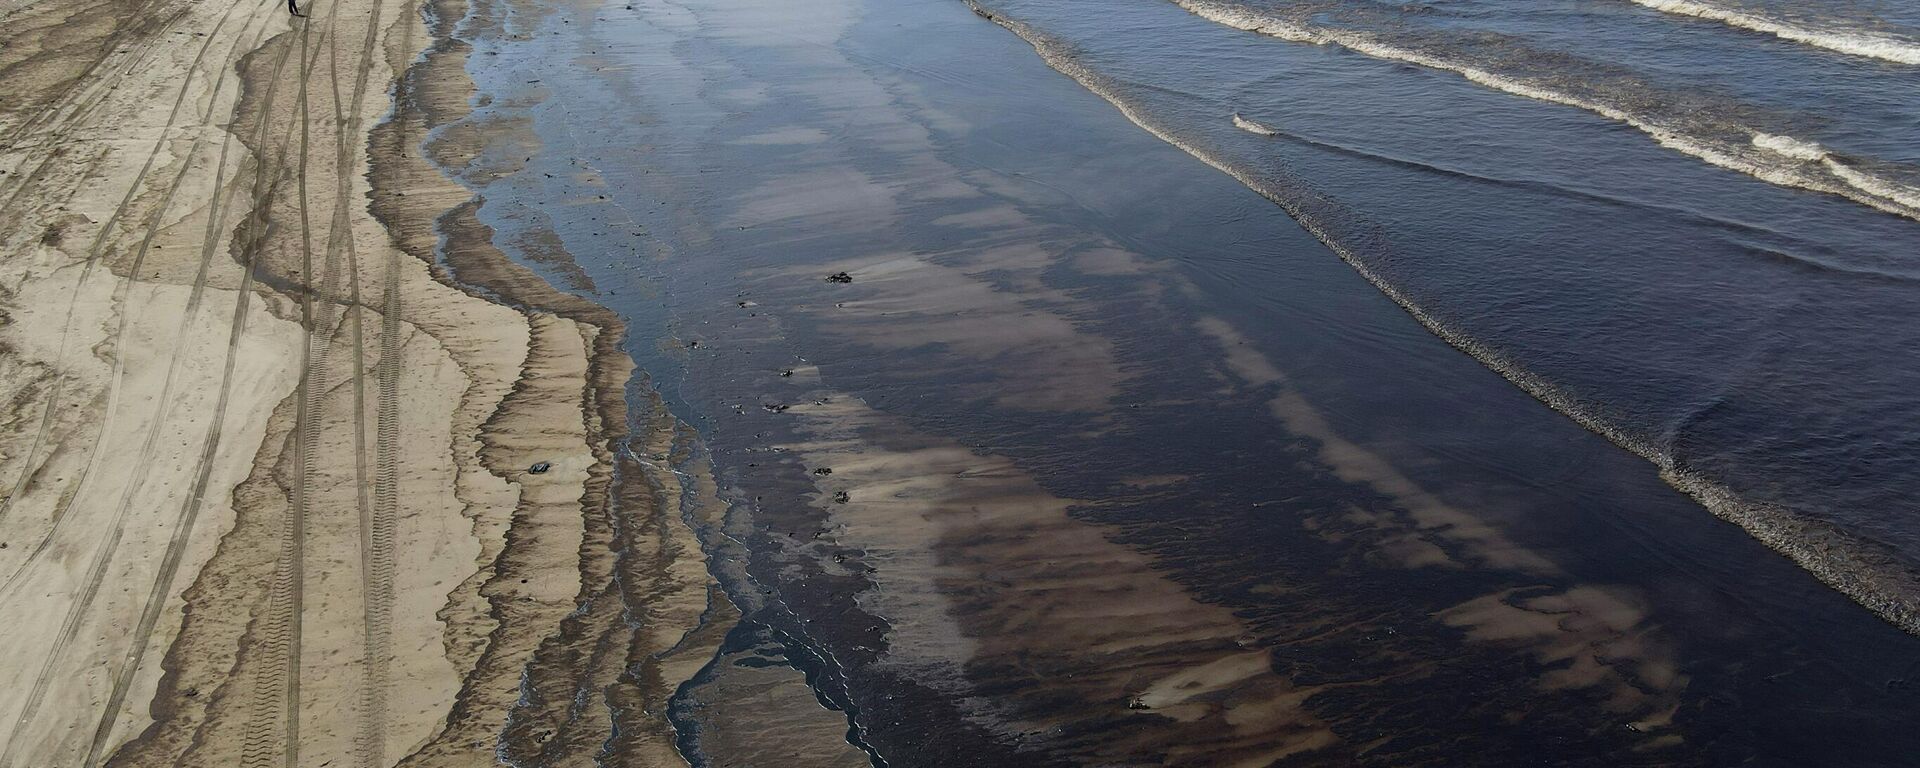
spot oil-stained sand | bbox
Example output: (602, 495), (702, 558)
(5, 0), (1920, 765)
(472, 0), (1920, 764)
(0, 0), (738, 763)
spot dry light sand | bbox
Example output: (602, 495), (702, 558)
(0, 0), (724, 764)
(0, 0), (1759, 763)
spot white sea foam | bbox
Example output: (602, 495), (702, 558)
(1630, 0), (1920, 66)
(1752, 132), (1827, 161)
(1232, 113), (1278, 136)
(1825, 158), (1920, 212)
(1171, 0), (1920, 222)
(963, 0), (1920, 637)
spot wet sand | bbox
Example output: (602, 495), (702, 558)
(0, 0), (716, 764)
(465, 0), (1920, 763)
(4, 0), (1919, 765)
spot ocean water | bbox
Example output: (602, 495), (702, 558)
(971, 0), (1920, 632)
(446, 0), (1920, 761)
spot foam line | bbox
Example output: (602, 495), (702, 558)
(963, 0), (1920, 638)
(1629, 0), (1920, 65)
(1172, 0), (1920, 223)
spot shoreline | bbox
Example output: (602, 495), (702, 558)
(964, 0), (1920, 639)
(0, 0), (717, 763)
(478, 0), (1920, 762)
(407, 0), (874, 762)
(4, 0), (1920, 764)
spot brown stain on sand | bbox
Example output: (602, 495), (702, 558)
(783, 394), (1340, 766)
(0, 0), (726, 763)
(1195, 314), (1690, 744)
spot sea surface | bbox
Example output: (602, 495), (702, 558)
(444, 0), (1920, 763)
(967, 0), (1920, 632)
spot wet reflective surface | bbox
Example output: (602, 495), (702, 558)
(442, 0), (1920, 762)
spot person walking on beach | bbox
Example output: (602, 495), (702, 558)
(289, 0), (305, 17)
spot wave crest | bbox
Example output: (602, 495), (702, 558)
(1630, 0), (1920, 66)
(964, 0), (1920, 638)
(1232, 112), (1279, 135)
(1752, 132), (1826, 161)
(1172, 0), (1920, 223)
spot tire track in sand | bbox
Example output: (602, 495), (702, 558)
(0, 0), (200, 213)
(76, 0), (306, 762)
(0, 0), (284, 764)
(238, 10), (329, 768)
(309, 0), (397, 761)
(0, 0), (268, 570)
(0, 0), (193, 149)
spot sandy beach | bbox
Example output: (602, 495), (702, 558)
(0, 0), (716, 763)
(4, 0), (1919, 764)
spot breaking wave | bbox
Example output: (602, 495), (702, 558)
(1231, 112), (1278, 135)
(963, 0), (1920, 637)
(1171, 0), (1920, 223)
(1751, 132), (1826, 161)
(1629, 0), (1920, 65)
